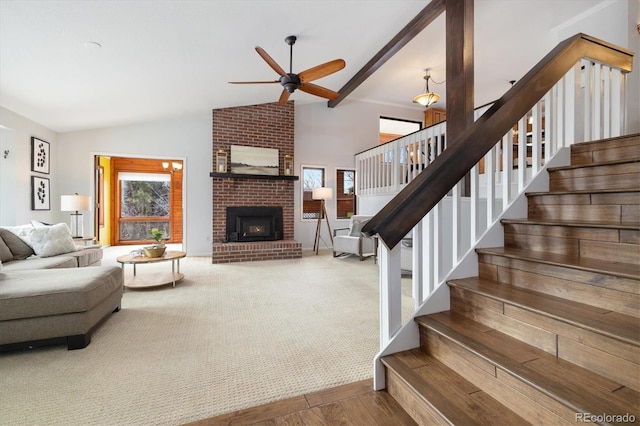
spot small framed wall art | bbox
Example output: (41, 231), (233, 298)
(216, 150), (228, 173)
(31, 176), (50, 210)
(31, 137), (50, 174)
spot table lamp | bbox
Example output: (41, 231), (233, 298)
(60, 193), (92, 238)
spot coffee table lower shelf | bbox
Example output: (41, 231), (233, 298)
(116, 250), (186, 290)
(124, 272), (185, 289)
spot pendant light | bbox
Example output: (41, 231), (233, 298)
(413, 69), (440, 107)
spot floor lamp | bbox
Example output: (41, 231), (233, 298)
(312, 187), (333, 255)
(60, 193), (92, 238)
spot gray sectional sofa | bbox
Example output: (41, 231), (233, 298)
(0, 226), (123, 352)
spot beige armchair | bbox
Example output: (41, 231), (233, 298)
(333, 215), (376, 261)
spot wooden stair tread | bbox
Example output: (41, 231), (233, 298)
(526, 188), (640, 197)
(416, 312), (640, 418)
(570, 133), (640, 149)
(448, 276), (640, 345)
(381, 350), (527, 425)
(476, 247), (640, 280)
(547, 157), (640, 172)
(501, 218), (640, 230)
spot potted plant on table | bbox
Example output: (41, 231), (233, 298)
(144, 228), (167, 257)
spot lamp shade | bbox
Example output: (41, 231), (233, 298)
(60, 194), (92, 212)
(413, 92), (440, 107)
(312, 187), (333, 200)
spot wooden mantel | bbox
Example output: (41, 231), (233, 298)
(209, 172), (299, 181)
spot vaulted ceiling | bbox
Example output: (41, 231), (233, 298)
(0, 0), (606, 133)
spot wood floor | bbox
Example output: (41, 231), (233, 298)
(184, 379), (417, 426)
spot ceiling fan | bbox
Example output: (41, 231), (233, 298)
(229, 35), (345, 106)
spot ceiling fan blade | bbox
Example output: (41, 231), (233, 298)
(228, 80), (279, 84)
(277, 89), (291, 106)
(299, 82), (340, 100)
(255, 46), (287, 76)
(298, 59), (345, 82)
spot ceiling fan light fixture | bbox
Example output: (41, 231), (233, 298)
(413, 69), (440, 107)
(230, 36), (345, 105)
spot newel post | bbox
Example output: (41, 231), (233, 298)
(379, 240), (402, 347)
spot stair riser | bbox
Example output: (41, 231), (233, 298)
(450, 287), (557, 354)
(527, 192), (640, 223)
(548, 162), (640, 192)
(503, 223), (640, 265)
(384, 368), (449, 426)
(383, 351), (531, 425)
(478, 253), (640, 318)
(420, 328), (573, 424)
(571, 135), (640, 166)
(449, 287), (640, 392)
(505, 305), (640, 366)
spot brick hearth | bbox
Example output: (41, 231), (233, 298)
(212, 240), (302, 263)
(211, 102), (302, 263)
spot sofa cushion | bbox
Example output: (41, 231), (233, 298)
(0, 256), (78, 271)
(64, 247), (103, 267)
(0, 237), (13, 263)
(0, 266), (123, 321)
(29, 223), (77, 258)
(0, 229), (34, 260)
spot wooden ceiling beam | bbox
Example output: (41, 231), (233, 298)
(327, 0), (446, 108)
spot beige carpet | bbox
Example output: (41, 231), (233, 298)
(0, 247), (414, 425)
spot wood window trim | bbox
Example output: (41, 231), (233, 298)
(109, 157), (183, 246)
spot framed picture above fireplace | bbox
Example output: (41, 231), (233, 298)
(230, 145), (279, 176)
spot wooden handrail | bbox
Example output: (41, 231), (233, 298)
(361, 33), (633, 249)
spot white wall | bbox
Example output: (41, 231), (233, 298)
(57, 114), (212, 256)
(57, 100), (423, 254)
(0, 126), (16, 224)
(2, 101), (424, 255)
(294, 100), (423, 250)
(0, 107), (58, 225)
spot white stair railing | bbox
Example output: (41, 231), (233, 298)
(357, 121), (446, 197)
(362, 59), (629, 390)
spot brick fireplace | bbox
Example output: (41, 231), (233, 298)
(211, 102), (302, 263)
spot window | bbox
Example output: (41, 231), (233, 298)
(302, 166), (325, 220)
(118, 172), (171, 241)
(336, 169), (355, 219)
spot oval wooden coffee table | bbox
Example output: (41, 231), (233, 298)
(116, 250), (186, 289)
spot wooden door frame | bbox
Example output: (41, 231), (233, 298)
(93, 154), (185, 247)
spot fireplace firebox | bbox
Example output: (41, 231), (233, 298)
(226, 207), (283, 242)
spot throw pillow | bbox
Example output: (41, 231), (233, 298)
(31, 219), (52, 228)
(0, 228), (35, 260)
(29, 223), (77, 258)
(1, 223), (35, 245)
(0, 235), (13, 262)
(349, 217), (370, 237)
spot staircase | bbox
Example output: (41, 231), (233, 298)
(381, 134), (640, 425)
